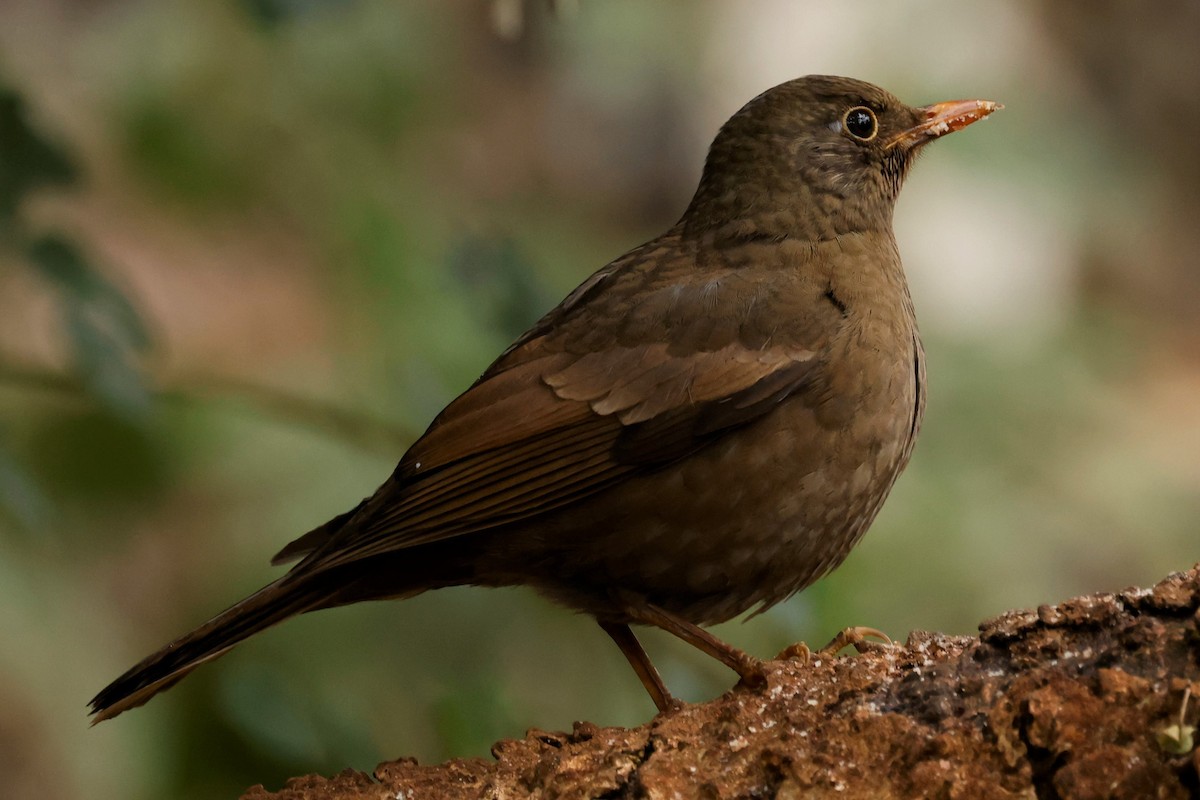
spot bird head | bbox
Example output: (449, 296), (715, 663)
(683, 75), (1000, 243)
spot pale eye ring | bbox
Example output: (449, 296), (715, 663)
(842, 106), (878, 141)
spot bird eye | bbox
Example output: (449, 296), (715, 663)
(842, 106), (878, 141)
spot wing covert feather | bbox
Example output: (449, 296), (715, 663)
(288, 236), (840, 575)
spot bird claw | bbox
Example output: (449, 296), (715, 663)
(775, 642), (812, 663)
(774, 627), (891, 663)
(818, 626), (892, 656)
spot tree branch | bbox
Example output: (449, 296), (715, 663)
(243, 565), (1200, 799)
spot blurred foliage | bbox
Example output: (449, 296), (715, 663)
(0, 437), (50, 533)
(28, 234), (153, 418)
(124, 99), (257, 207)
(0, 77), (156, 540)
(0, 84), (76, 213)
(447, 234), (555, 342)
(0, 3), (1197, 800)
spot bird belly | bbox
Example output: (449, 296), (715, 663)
(482, 359), (920, 626)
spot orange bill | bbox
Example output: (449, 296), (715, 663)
(886, 98), (1002, 150)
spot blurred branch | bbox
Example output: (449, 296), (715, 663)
(245, 566), (1200, 799)
(0, 358), (414, 456)
(181, 373), (416, 455)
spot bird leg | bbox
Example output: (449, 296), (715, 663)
(626, 602), (766, 688)
(599, 621), (680, 713)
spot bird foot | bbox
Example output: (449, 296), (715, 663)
(774, 627), (892, 662)
(734, 654), (768, 690)
(818, 626), (892, 656)
(775, 642), (812, 663)
(655, 695), (687, 715)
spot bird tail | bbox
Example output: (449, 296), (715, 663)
(88, 576), (334, 723)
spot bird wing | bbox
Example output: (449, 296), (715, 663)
(282, 239), (839, 574)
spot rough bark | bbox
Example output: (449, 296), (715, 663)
(243, 566), (1200, 799)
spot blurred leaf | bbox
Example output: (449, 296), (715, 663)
(30, 234), (151, 349)
(25, 409), (171, 512)
(27, 233), (154, 420)
(0, 437), (51, 535)
(448, 234), (553, 340)
(122, 99), (252, 206)
(0, 81), (77, 218)
(239, 0), (357, 29)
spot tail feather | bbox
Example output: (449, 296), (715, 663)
(270, 499), (364, 566)
(89, 577), (331, 723)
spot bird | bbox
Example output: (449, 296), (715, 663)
(90, 75), (1000, 722)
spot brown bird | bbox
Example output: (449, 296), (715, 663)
(90, 75), (999, 721)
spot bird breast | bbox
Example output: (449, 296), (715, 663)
(485, 242), (923, 626)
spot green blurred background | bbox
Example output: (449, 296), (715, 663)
(1, 1), (1198, 797)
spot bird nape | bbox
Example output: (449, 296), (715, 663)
(90, 75), (999, 723)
